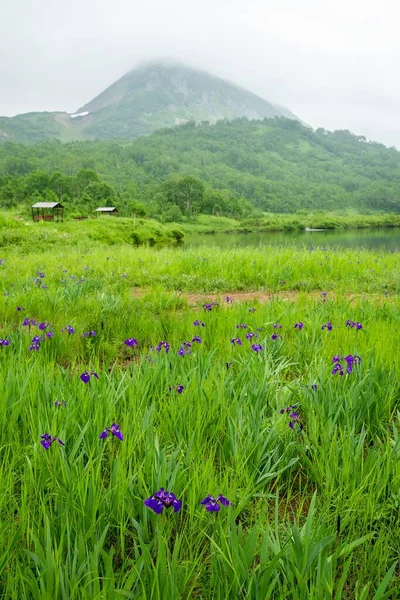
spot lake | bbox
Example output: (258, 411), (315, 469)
(184, 227), (400, 250)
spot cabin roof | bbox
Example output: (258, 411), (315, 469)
(31, 202), (64, 209)
(95, 207), (118, 212)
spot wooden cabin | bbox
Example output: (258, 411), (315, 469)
(95, 207), (119, 216)
(31, 202), (64, 222)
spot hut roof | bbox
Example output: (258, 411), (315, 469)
(95, 207), (118, 212)
(31, 202), (64, 209)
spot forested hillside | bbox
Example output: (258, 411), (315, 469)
(0, 118), (399, 219)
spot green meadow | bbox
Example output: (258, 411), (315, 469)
(0, 240), (399, 599)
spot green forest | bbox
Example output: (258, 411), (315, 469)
(0, 117), (400, 220)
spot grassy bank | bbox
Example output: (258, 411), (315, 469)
(1, 211), (400, 251)
(177, 212), (400, 235)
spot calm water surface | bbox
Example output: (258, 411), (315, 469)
(184, 228), (400, 251)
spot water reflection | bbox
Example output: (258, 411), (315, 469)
(184, 228), (400, 251)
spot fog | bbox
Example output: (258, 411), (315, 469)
(1, 0), (399, 146)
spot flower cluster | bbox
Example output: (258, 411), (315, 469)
(294, 322), (304, 330)
(29, 335), (45, 351)
(321, 322), (333, 331)
(236, 323), (248, 329)
(230, 337), (243, 346)
(191, 335), (202, 343)
(332, 354), (361, 375)
(83, 331), (97, 338)
(124, 337), (138, 347)
(144, 489), (230, 514)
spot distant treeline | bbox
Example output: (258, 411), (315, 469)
(0, 117), (399, 219)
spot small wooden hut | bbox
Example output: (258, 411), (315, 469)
(95, 207), (119, 216)
(31, 202), (64, 222)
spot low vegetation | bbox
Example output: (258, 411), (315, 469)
(0, 241), (399, 597)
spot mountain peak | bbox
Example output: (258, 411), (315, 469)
(0, 63), (299, 143)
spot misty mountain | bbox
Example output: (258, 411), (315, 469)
(0, 63), (299, 144)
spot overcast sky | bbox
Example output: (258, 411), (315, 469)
(1, 0), (399, 146)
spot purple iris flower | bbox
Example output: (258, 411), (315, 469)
(271, 333), (281, 340)
(203, 302), (218, 311)
(155, 341), (170, 353)
(38, 272), (45, 278)
(311, 384), (318, 391)
(178, 341), (192, 356)
(191, 336), (202, 343)
(46, 331), (54, 339)
(289, 412), (304, 431)
(124, 338), (138, 347)
(280, 405), (296, 414)
(225, 296), (234, 303)
(332, 354), (360, 375)
(346, 320), (363, 330)
(230, 337), (243, 346)
(294, 322), (304, 330)
(236, 324), (248, 329)
(80, 371), (99, 383)
(248, 307), (257, 313)
(273, 323), (283, 329)
(62, 326), (75, 334)
(201, 495), (230, 512)
(332, 363), (344, 376)
(16, 306), (25, 312)
(144, 488), (182, 514)
(193, 320), (205, 327)
(245, 332), (258, 340)
(54, 399), (66, 407)
(23, 318), (36, 327)
(169, 384), (185, 394)
(322, 322), (333, 331)
(38, 322), (48, 331)
(99, 423), (124, 441)
(251, 344), (263, 352)
(40, 433), (64, 450)
(0, 339), (10, 346)
(82, 331), (96, 338)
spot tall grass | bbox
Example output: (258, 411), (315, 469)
(0, 244), (399, 598)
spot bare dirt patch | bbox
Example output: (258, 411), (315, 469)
(131, 288), (382, 305)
